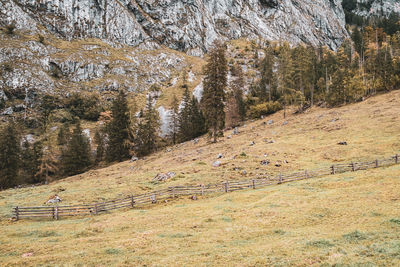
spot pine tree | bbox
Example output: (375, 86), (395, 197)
(106, 90), (131, 162)
(61, 121), (92, 176)
(189, 96), (206, 138)
(36, 143), (59, 183)
(201, 41), (228, 143)
(169, 94), (180, 144)
(259, 46), (276, 102)
(57, 123), (70, 146)
(21, 139), (36, 184)
(94, 128), (105, 164)
(0, 122), (21, 189)
(134, 96), (159, 157)
(178, 87), (192, 142)
(227, 64), (246, 127)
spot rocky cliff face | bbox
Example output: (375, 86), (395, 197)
(353, 0), (400, 17)
(2, 0), (349, 54)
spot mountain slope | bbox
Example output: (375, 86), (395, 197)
(1, 91), (400, 266)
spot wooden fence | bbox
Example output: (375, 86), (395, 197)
(12, 154), (399, 220)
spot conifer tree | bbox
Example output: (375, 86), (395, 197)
(106, 90), (131, 162)
(201, 41), (228, 143)
(189, 96), (206, 138)
(57, 123), (70, 146)
(259, 46), (276, 102)
(169, 94), (180, 144)
(36, 143), (59, 183)
(61, 121), (92, 176)
(227, 64), (246, 126)
(134, 96), (159, 157)
(178, 87), (192, 142)
(94, 128), (105, 164)
(0, 122), (21, 189)
(21, 139), (36, 184)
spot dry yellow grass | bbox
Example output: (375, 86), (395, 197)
(1, 91), (400, 266)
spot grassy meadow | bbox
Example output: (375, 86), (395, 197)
(1, 91), (400, 266)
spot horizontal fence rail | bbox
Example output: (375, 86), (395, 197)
(12, 154), (400, 220)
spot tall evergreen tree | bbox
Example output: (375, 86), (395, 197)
(94, 128), (105, 164)
(259, 46), (276, 101)
(0, 122), (21, 189)
(134, 96), (159, 157)
(169, 94), (180, 144)
(178, 87), (192, 142)
(21, 139), (36, 184)
(189, 96), (206, 138)
(61, 121), (92, 176)
(57, 123), (70, 146)
(36, 143), (59, 183)
(201, 41), (228, 143)
(227, 63), (246, 127)
(106, 90), (131, 162)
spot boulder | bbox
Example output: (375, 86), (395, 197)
(261, 160), (270, 166)
(212, 161), (221, 167)
(282, 121), (288, 125)
(267, 120), (274, 125)
(249, 141), (255, 146)
(233, 127), (239, 135)
(338, 141), (348, 145)
(217, 153), (223, 159)
(153, 172), (176, 182)
(1, 107), (13, 115)
(130, 156), (139, 162)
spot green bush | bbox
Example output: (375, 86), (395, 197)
(4, 23), (16, 35)
(65, 93), (102, 121)
(247, 101), (282, 119)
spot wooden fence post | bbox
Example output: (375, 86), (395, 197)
(52, 207), (55, 220)
(278, 173), (283, 184)
(351, 162), (355, 172)
(375, 159), (379, 168)
(15, 206), (19, 221)
(93, 204), (98, 215)
(395, 154), (398, 164)
(224, 182), (229, 193)
(331, 165), (335, 175)
(131, 196), (135, 208)
(55, 207), (59, 220)
(151, 194), (156, 203)
(305, 170), (309, 179)
(201, 185), (204, 196)
(252, 179), (256, 189)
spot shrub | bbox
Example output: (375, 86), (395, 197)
(247, 101), (282, 119)
(2, 62), (13, 72)
(343, 230), (368, 242)
(306, 239), (334, 248)
(4, 23), (16, 35)
(389, 218), (400, 225)
(65, 93), (102, 121)
(38, 34), (45, 44)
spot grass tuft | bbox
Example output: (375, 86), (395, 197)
(306, 239), (335, 248)
(343, 231), (368, 242)
(104, 248), (122, 255)
(389, 218), (400, 225)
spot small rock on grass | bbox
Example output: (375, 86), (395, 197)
(213, 161), (221, 167)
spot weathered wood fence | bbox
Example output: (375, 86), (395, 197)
(13, 154), (399, 220)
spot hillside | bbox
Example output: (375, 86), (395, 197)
(1, 90), (399, 266)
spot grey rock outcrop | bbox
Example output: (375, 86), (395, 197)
(2, 0), (349, 53)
